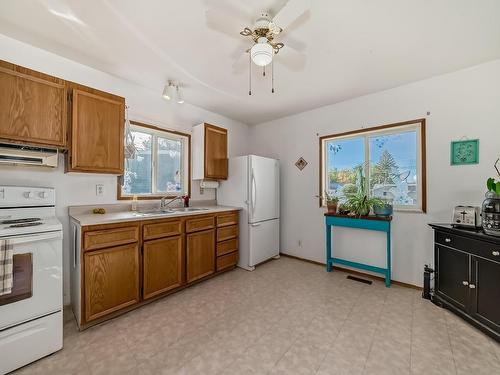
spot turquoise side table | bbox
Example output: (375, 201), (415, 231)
(325, 213), (392, 287)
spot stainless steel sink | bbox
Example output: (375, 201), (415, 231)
(137, 209), (175, 216)
(171, 207), (210, 212)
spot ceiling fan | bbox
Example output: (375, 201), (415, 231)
(206, 0), (311, 89)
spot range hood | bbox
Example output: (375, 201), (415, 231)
(0, 142), (58, 168)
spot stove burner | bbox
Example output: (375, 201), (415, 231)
(8, 222), (44, 228)
(1, 217), (42, 225)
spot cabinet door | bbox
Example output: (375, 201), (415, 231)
(143, 236), (184, 299)
(69, 88), (124, 173)
(435, 245), (470, 310)
(186, 229), (215, 283)
(204, 124), (228, 180)
(470, 256), (500, 332)
(84, 243), (140, 322)
(0, 63), (67, 147)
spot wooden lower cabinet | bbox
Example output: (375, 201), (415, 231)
(75, 211), (239, 329)
(143, 236), (184, 299)
(187, 229), (215, 283)
(84, 243), (140, 322)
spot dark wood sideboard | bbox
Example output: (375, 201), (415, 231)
(429, 224), (500, 342)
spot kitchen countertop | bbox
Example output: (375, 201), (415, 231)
(69, 205), (241, 226)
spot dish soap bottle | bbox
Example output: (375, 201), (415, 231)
(131, 195), (138, 211)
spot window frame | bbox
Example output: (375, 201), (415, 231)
(117, 120), (191, 200)
(319, 118), (426, 212)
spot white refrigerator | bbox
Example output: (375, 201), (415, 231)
(217, 155), (280, 270)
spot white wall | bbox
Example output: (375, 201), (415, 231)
(0, 34), (251, 304)
(251, 59), (500, 287)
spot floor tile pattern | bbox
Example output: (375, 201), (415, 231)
(14, 257), (500, 374)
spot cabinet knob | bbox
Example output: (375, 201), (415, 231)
(469, 284), (476, 289)
(492, 251), (500, 257)
(462, 281), (469, 286)
(445, 238), (451, 243)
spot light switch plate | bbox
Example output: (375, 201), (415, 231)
(96, 184), (104, 196)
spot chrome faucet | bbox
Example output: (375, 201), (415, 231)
(160, 196), (182, 210)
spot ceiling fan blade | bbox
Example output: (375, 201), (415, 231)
(282, 35), (307, 53)
(275, 45), (307, 71)
(205, 8), (251, 39)
(232, 52), (249, 74)
(272, 0), (311, 31)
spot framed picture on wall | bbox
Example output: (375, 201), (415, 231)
(450, 139), (479, 165)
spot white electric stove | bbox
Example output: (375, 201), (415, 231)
(0, 186), (63, 375)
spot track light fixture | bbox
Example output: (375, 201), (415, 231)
(162, 81), (184, 104)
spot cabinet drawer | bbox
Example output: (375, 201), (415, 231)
(217, 212), (238, 227)
(217, 252), (238, 271)
(186, 216), (215, 233)
(435, 230), (500, 263)
(217, 225), (238, 242)
(143, 219), (182, 240)
(84, 226), (139, 251)
(217, 238), (238, 256)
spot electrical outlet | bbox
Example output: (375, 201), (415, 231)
(96, 184), (104, 196)
(298, 240), (302, 247)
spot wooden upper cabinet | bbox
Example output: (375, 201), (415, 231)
(0, 60), (67, 148)
(67, 85), (124, 174)
(192, 123), (228, 180)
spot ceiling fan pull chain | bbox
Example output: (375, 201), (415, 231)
(272, 59), (275, 93)
(248, 53), (252, 95)
(263, 66), (266, 77)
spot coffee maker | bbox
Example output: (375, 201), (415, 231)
(482, 192), (500, 236)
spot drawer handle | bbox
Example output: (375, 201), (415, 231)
(469, 284), (476, 289)
(462, 281), (469, 286)
(492, 251), (500, 257)
(445, 238), (451, 243)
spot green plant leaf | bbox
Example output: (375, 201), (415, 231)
(496, 181), (500, 195)
(487, 177), (495, 191)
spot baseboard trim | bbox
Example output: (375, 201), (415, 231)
(280, 253), (422, 291)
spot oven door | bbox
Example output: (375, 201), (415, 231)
(0, 231), (62, 330)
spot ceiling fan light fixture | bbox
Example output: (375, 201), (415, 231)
(251, 39), (273, 67)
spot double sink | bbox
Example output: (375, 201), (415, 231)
(137, 207), (209, 217)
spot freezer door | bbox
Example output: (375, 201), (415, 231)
(248, 156), (279, 223)
(249, 219), (279, 266)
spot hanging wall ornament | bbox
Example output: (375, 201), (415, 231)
(124, 105), (137, 159)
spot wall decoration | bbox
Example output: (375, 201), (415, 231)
(451, 139), (479, 165)
(295, 157), (308, 171)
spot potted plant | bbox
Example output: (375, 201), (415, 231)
(373, 193), (394, 217)
(346, 191), (384, 217)
(486, 158), (500, 197)
(325, 192), (339, 214)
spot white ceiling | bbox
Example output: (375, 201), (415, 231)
(1, 0), (500, 125)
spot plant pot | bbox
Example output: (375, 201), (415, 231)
(373, 204), (393, 217)
(327, 203), (338, 214)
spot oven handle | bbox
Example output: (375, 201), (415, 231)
(2, 231), (62, 245)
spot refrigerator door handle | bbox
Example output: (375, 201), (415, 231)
(251, 169), (257, 214)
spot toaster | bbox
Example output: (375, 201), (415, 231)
(452, 205), (482, 228)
